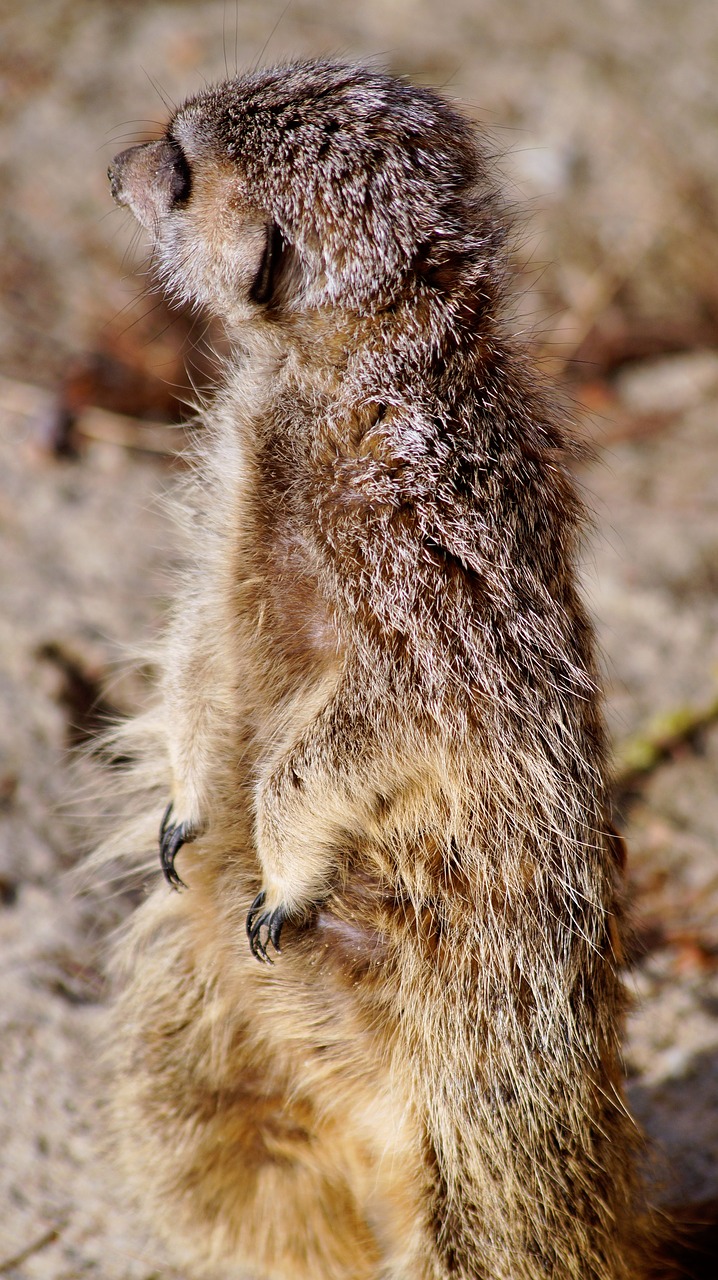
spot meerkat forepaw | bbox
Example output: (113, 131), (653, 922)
(159, 801), (201, 890)
(246, 890), (287, 964)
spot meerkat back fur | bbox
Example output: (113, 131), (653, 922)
(106, 59), (650, 1280)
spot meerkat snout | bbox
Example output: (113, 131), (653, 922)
(109, 140), (192, 227)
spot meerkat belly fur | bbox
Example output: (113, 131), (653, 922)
(106, 60), (650, 1280)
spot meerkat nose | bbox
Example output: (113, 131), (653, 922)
(107, 147), (137, 207)
(107, 162), (122, 202)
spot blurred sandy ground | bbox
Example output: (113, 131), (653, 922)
(1, 1), (718, 1274)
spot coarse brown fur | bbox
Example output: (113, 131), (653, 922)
(104, 59), (652, 1279)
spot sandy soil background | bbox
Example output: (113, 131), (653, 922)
(1, 0), (718, 1274)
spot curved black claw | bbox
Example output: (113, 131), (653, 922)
(159, 801), (197, 890)
(246, 890), (287, 964)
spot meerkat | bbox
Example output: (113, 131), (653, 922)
(105, 59), (652, 1280)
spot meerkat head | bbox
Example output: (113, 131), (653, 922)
(109, 60), (503, 332)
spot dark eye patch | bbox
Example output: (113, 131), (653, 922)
(163, 140), (192, 206)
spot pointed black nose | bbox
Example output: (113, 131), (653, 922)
(107, 163), (121, 201)
(108, 147), (137, 204)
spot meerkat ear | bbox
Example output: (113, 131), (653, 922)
(250, 221), (299, 307)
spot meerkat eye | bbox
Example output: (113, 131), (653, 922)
(164, 140), (192, 206)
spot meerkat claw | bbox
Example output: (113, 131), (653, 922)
(246, 891), (286, 963)
(158, 801), (195, 890)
